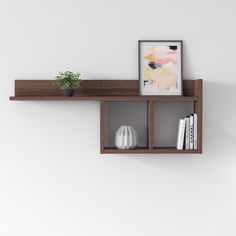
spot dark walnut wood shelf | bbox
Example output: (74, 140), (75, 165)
(10, 79), (199, 101)
(103, 147), (201, 154)
(103, 147), (149, 154)
(10, 95), (198, 101)
(10, 79), (203, 154)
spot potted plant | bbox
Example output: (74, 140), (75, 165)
(54, 71), (81, 96)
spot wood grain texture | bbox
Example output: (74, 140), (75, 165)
(10, 79), (199, 100)
(103, 147), (201, 154)
(13, 80), (138, 97)
(194, 79), (203, 153)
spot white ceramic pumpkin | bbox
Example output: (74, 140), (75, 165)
(115, 125), (138, 149)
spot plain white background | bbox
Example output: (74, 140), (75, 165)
(0, 0), (236, 235)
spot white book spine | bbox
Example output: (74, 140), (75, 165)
(189, 115), (194, 150)
(176, 119), (186, 150)
(184, 117), (190, 150)
(194, 113), (198, 150)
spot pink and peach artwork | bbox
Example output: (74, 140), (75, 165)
(140, 42), (182, 95)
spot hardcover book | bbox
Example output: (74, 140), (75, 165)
(177, 119), (186, 150)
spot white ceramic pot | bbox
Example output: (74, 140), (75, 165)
(115, 125), (138, 149)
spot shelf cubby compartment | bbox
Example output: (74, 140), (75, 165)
(100, 101), (149, 153)
(153, 101), (194, 147)
(152, 99), (202, 153)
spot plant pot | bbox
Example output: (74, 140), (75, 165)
(60, 88), (76, 97)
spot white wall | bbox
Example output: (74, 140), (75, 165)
(0, 0), (236, 235)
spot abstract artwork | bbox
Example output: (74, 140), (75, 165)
(139, 40), (182, 95)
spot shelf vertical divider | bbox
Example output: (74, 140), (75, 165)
(194, 80), (203, 153)
(147, 100), (154, 150)
(100, 100), (105, 153)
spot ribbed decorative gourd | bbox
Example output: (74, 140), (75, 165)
(115, 125), (138, 149)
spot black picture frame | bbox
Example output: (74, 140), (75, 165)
(138, 40), (183, 96)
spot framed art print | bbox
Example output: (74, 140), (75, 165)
(139, 40), (182, 95)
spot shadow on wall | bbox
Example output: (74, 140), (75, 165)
(119, 81), (236, 183)
(204, 80), (236, 138)
(202, 80), (236, 179)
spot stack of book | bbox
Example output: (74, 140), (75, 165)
(176, 113), (197, 150)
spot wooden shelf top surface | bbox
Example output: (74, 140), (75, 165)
(10, 79), (202, 101)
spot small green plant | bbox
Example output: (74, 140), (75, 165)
(54, 71), (81, 89)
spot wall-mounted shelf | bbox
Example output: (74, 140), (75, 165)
(10, 79), (203, 154)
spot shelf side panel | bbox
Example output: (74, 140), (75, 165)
(194, 79), (203, 153)
(100, 101), (105, 153)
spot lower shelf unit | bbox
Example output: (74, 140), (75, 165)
(100, 80), (202, 154)
(10, 79), (203, 154)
